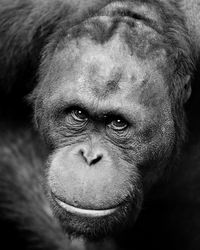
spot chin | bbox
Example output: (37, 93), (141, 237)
(49, 192), (140, 240)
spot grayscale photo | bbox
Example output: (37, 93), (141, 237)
(0, 0), (200, 249)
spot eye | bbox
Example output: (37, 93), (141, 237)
(71, 109), (88, 122)
(108, 118), (128, 131)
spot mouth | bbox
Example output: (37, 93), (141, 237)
(54, 197), (118, 217)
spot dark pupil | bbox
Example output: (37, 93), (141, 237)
(115, 119), (123, 126)
(112, 119), (127, 129)
(74, 110), (86, 120)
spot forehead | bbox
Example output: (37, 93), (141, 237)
(45, 34), (168, 109)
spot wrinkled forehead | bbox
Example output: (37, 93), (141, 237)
(41, 11), (170, 108)
(56, 11), (166, 60)
(47, 32), (167, 97)
(43, 35), (168, 115)
(42, 2), (169, 90)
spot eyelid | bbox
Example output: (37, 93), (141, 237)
(63, 108), (89, 130)
(108, 121), (128, 131)
(56, 103), (131, 128)
(105, 115), (129, 131)
(71, 109), (88, 122)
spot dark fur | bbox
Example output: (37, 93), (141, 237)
(0, 0), (200, 250)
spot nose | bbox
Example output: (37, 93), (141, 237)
(79, 147), (103, 166)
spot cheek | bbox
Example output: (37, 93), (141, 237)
(153, 109), (175, 159)
(138, 115), (175, 189)
(47, 145), (140, 210)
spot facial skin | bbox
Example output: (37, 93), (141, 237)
(33, 2), (176, 238)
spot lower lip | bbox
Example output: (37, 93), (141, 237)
(55, 198), (118, 217)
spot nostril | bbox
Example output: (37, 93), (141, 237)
(79, 149), (103, 166)
(79, 149), (84, 156)
(90, 154), (103, 166)
(79, 149), (87, 163)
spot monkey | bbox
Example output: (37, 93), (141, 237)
(0, 0), (200, 249)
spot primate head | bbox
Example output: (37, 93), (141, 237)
(31, 1), (194, 239)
